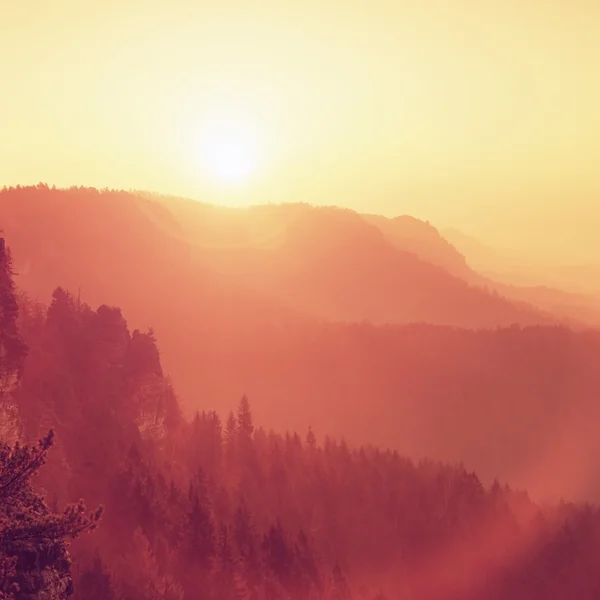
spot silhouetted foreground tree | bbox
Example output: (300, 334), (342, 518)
(0, 430), (101, 599)
(0, 236), (28, 444)
(0, 237), (27, 395)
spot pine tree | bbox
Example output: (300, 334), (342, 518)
(224, 410), (238, 472)
(186, 471), (216, 570)
(114, 527), (170, 600)
(213, 524), (236, 599)
(225, 411), (237, 445)
(218, 523), (234, 568)
(77, 553), (117, 600)
(234, 497), (255, 558)
(294, 530), (320, 592)
(0, 237), (27, 396)
(263, 520), (293, 585)
(0, 431), (101, 599)
(0, 238), (28, 442)
(237, 395), (254, 444)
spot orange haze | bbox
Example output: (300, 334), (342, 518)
(1, 1), (600, 261)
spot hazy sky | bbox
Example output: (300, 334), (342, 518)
(1, 0), (599, 260)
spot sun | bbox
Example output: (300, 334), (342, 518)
(195, 115), (262, 187)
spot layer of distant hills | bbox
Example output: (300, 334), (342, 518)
(3, 183), (600, 502)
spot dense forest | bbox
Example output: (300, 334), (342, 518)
(3, 233), (600, 599)
(3, 186), (600, 503)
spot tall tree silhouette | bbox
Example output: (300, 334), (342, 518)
(0, 237), (27, 399)
(0, 431), (101, 598)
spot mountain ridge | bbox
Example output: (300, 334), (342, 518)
(3, 185), (600, 503)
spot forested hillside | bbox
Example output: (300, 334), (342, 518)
(2, 236), (600, 599)
(2, 186), (600, 502)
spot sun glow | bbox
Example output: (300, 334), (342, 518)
(195, 115), (263, 187)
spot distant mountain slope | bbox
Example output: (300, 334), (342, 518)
(145, 194), (556, 328)
(138, 192), (600, 327)
(444, 227), (600, 293)
(442, 228), (504, 272)
(443, 227), (600, 324)
(362, 213), (474, 281)
(263, 206), (556, 327)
